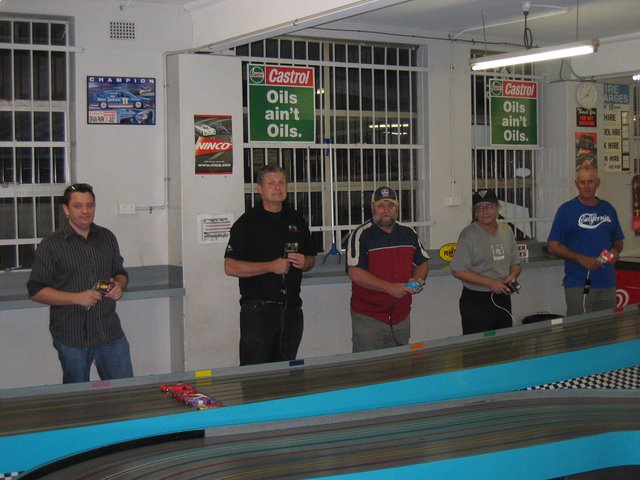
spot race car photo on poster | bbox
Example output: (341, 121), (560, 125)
(194, 114), (233, 174)
(87, 76), (156, 125)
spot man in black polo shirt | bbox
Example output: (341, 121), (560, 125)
(224, 165), (316, 365)
(27, 183), (133, 384)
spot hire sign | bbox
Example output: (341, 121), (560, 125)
(247, 65), (316, 142)
(490, 80), (538, 146)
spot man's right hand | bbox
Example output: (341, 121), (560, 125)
(77, 289), (103, 308)
(271, 257), (292, 275)
(387, 283), (411, 299)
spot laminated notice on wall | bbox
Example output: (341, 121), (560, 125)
(198, 214), (234, 244)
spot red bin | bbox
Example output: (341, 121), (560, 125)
(615, 260), (640, 307)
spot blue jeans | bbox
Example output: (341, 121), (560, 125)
(53, 336), (133, 384)
(239, 300), (303, 366)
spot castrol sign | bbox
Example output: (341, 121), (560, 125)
(489, 79), (538, 146)
(248, 64), (316, 142)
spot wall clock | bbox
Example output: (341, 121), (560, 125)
(576, 82), (597, 109)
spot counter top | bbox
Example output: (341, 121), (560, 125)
(0, 265), (185, 311)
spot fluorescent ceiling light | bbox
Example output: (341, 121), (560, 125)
(469, 39), (598, 71)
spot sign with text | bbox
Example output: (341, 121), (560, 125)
(602, 109), (628, 172)
(87, 76), (155, 125)
(194, 114), (233, 174)
(575, 132), (597, 170)
(247, 65), (315, 142)
(490, 80), (538, 146)
(603, 83), (630, 106)
(576, 108), (597, 127)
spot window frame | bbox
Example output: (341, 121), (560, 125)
(0, 14), (75, 270)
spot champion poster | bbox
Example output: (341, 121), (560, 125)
(194, 115), (233, 174)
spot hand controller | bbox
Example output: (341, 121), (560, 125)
(505, 280), (521, 293)
(596, 249), (614, 264)
(405, 280), (423, 290)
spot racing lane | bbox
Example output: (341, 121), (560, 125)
(2, 307), (640, 474)
(19, 390), (640, 479)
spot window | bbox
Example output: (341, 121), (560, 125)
(0, 15), (72, 269)
(235, 37), (428, 254)
(470, 57), (540, 240)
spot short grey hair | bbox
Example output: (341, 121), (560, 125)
(256, 165), (287, 184)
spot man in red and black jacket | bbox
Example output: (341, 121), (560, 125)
(346, 187), (429, 352)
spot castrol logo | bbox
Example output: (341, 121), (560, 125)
(503, 81), (536, 98)
(248, 66), (265, 84)
(265, 66), (314, 87)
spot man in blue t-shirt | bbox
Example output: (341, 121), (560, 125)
(547, 166), (624, 316)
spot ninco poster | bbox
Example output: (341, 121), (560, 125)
(194, 115), (233, 174)
(87, 76), (155, 125)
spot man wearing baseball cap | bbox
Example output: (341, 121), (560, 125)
(346, 186), (429, 352)
(451, 189), (521, 334)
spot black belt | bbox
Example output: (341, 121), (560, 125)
(241, 299), (285, 307)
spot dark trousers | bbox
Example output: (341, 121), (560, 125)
(239, 300), (303, 366)
(460, 287), (512, 335)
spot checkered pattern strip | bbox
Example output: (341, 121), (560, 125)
(526, 365), (640, 390)
(0, 473), (20, 480)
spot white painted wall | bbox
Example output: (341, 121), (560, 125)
(0, 0), (637, 389)
(0, 299), (175, 389)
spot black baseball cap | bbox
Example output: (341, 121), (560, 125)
(371, 186), (399, 205)
(472, 189), (499, 208)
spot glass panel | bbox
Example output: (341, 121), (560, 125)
(0, 198), (16, 239)
(348, 67), (360, 110)
(34, 112), (50, 141)
(51, 52), (66, 101)
(0, 112), (12, 141)
(265, 38), (278, 58)
(33, 51), (50, 100)
(35, 147), (51, 183)
(0, 245), (17, 270)
(14, 21), (30, 44)
(294, 40), (306, 60)
(0, 20), (11, 43)
(16, 147), (32, 184)
(18, 244), (36, 269)
(32, 22), (49, 45)
(386, 47), (397, 66)
(36, 196), (54, 237)
(17, 196), (34, 238)
(15, 111), (32, 141)
(334, 43), (346, 63)
(308, 42), (320, 61)
(386, 70), (398, 111)
(14, 50), (32, 100)
(249, 40), (264, 57)
(52, 112), (65, 141)
(0, 49), (11, 101)
(334, 67), (346, 109)
(51, 23), (67, 46)
(53, 147), (65, 183)
(0, 148), (13, 183)
(280, 40), (292, 59)
(54, 195), (64, 228)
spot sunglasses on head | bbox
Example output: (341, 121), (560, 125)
(65, 183), (93, 194)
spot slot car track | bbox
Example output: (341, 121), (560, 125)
(2, 307), (639, 439)
(2, 307), (640, 477)
(18, 390), (640, 479)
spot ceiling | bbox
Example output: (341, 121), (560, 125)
(129, 0), (639, 48)
(337, 0), (640, 47)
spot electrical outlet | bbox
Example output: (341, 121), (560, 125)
(118, 203), (136, 215)
(444, 196), (461, 206)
